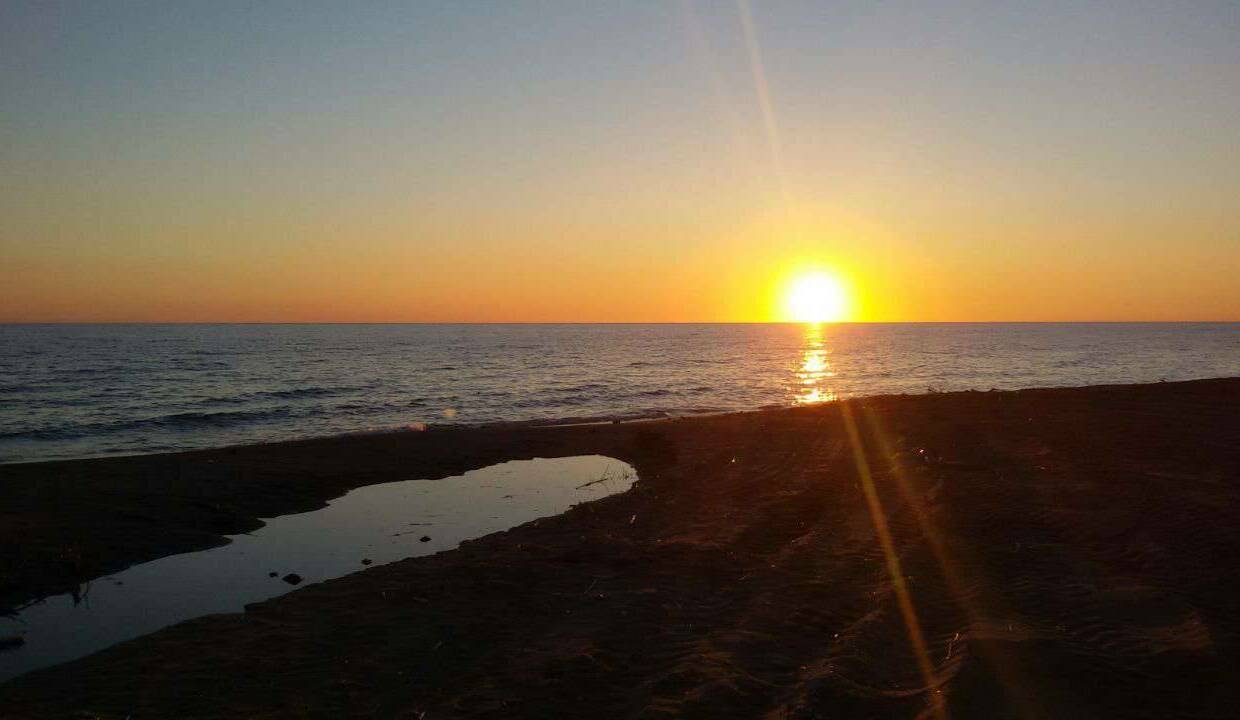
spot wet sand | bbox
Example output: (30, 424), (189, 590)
(2, 378), (1239, 718)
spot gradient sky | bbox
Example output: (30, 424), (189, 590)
(3, 1), (1238, 322)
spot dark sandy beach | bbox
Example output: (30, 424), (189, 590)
(2, 378), (1239, 718)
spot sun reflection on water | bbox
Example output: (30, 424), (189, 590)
(794, 323), (836, 404)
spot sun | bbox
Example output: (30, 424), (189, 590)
(784, 272), (848, 323)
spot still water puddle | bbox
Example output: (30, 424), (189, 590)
(0, 455), (636, 683)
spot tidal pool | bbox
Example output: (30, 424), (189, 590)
(0, 455), (636, 682)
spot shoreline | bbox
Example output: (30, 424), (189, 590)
(7, 372), (1238, 468)
(3, 377), (1240, 717)
(0, 408), (697, 468)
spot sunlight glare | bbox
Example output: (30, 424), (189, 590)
(785, 272), (848, 323)
(794, 322), (836, 404)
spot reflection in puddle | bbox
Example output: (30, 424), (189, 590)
(0, 455), (636, 682)
(794, 323), (836, 404)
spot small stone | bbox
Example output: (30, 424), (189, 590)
(269, 572), (278, 578)
(282, 573), (303, 585)
(361, 559), (373, 565)
(419, 536), (431, 543)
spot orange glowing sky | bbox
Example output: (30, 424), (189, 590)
(2, 3), (1238, 322)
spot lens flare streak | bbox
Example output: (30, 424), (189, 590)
(840, 400), (948, 719)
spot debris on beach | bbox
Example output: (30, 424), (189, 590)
(419, 536), (431, 542)
(361, 559), (372, 565)
(281, 573), (303, 585)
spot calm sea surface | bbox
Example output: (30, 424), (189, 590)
(2, 323), (1237, 464)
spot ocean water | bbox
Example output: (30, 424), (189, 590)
(1, 323), (1237, 464)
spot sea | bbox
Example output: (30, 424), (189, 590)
(2, 323), (1238, 464)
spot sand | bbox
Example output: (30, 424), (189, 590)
(2, 378), (1239, 718)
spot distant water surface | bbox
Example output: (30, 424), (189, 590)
(1, 323), (1238, 463)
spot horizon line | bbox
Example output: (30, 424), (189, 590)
(3, 320), (1238, 326)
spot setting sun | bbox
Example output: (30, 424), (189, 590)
(784, 272), (849, 323)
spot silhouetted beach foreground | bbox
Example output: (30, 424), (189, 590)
(3, 378), (1239, 718)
